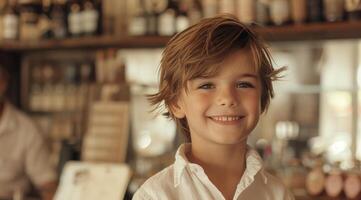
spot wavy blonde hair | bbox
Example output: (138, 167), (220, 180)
(148, 14), (285, 141)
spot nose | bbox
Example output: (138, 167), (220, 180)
(216, 87), (238, 107)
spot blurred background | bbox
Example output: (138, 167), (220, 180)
(1, 0), (361, 199)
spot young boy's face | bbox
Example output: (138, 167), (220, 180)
(172, 49), (261, 145)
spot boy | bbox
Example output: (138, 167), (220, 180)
(133, 14), (294, 200)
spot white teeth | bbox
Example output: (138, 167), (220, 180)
(211, 116), (241, 122)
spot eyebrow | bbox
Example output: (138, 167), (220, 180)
(192, 73), (259, 81)
(239, 73), (258, 79)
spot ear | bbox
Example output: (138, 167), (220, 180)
(169, 99), (186, 119)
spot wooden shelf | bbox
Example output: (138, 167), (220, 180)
(1, 21), (361, 51)
(254, 21), (361, 41)
(0, 35), (171, 51)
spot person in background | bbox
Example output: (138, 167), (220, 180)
(133, 14), (294, 200)
(0, 66), (57, 200)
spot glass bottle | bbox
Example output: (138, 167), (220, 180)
(128, 0), (146, 36)
(291, 0), (307, 24)
(323, 0), (344, 22)
(158, 0), (176, 36)
(345, 0), (361, 20)
(146, 1), (159, 35)
(2, 0), (19, 40)
(307, 0), (323, 22)
(67, 0), (82, 37)
(270, 0), (290, 25)
(237, 0), (256, 25)
(175, 0), (189, 33)
(29, 65), (43, 111)
(218, 0), (235, 15)
(256, 0), (270, 26)
(202, 0), (217, 18)
(38, 0), (52, 39)
(188, 0), (202, 25)
(51, 0), (67, 39)
(81, 0), (99, 36)
(18, 0), (42, 40)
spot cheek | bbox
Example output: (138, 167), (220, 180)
(244, 92), (261, 112)
(183, 94), (211, 116)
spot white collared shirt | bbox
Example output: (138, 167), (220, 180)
(133, 143), (294, 200)
(0, 103), (56, 198)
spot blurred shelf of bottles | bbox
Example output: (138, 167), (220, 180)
(0, 0), (102, 41)
(24, 49), (125, 113)
(0, 0), (361, 42)
(22, 48), (128, 169)
(125, 0), (361, 35)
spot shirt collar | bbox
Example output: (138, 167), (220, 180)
(173, 143), (268, 187)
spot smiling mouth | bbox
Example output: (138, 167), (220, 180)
(209, 116), (243, 122)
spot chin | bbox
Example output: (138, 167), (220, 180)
(212, 135), (249, 145)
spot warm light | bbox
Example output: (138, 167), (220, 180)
(326, 92), (351, 114)
(137, 131), (152, 149)
(326, 134), (351, 163)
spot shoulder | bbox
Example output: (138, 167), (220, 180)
(7, 104), (44, 145)
(9, 105), (38, 132)
(261, 171), (295, 200)
(133, 165), (176, 200)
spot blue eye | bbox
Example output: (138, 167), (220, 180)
(237, 82), (254, 88)
(199, 83), (214, 89)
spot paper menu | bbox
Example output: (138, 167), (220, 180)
(54, 161), (131, 200)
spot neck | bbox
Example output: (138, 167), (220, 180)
(188, 140), (247, 173)
(187, 140), (248, 200)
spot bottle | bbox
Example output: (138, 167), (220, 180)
(218, 0), (235, 15)
(202, 0), (217, 18)
(2, 0), (19, 40)
(128, 0), (146, 36)
(158, 0), (176, 36)
(323, 0), (344, 22)
(188, 0), (202, 25)
(256, 0), (270, 25)
(345, 0), (361, 20)
(29, 65), (43, 111)
(51, 64), (65, 111)
(146, 1), (159, 35)
(270, 0), (290, 25)
(81, 0), (99, 36)
(51, 0), (67, 39)
(38, 0), (52, 38)
(18, 0), (42, 40)
(291, 0), (307, 24)
(42, 64), (55, 111)
(237, 0), (256, 25)
(307, 0), (323, 22)
(64, 65), (77, 111)
(67, 0), (82, 37)
(175, 0), (189, 33)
